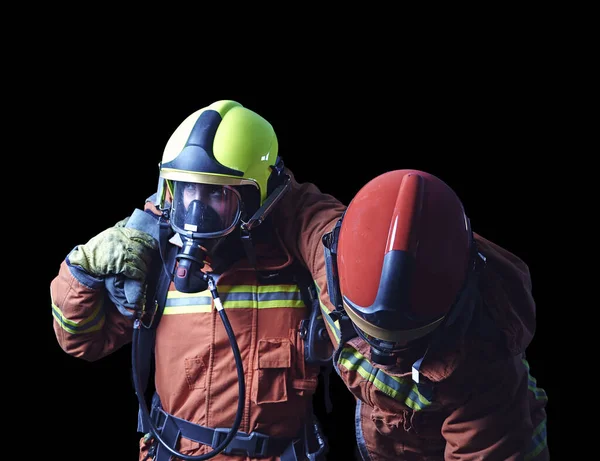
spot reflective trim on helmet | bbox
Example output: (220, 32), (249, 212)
(343, 298), (444, 344)
(160, 169), (259, 188)
(338, 346), (433, 410)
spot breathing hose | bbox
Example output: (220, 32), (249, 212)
(132, 275), (246, 460)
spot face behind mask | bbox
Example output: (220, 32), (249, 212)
(170, 183), (242, 237)
(169, 182), (242, 292)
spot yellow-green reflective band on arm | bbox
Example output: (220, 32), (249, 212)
(521, 358), (549, 459)
(315, 283), (341, 345)
(525, 418), (548, 460)
(338, 346), (432, 411)
(523, 358), (548, 402)
(51, 301), (105, 334)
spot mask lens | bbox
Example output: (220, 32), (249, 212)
(171, 182), (241, 238)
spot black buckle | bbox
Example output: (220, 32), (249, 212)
(305, 420), (328, 461)
(150, 406), (168, 431)
(211, 428), (270, 457)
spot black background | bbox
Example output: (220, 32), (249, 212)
(34, 76), (561, 460)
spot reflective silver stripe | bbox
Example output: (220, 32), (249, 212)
(166, 295), (213, 307)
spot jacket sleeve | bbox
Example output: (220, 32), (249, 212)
(274, 168), (347, 280)
(273, 168), (348, 348)
(50, 256), (134, 362)
(441, 234), (545, 460)
(474, 233), (536, 355)
(441, 354), (536, 461)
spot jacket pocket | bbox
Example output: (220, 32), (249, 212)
(184, 355), (207, 390)
(371, 406), (446, 455)
(252, 338), (291, 404)
(370, 406), (407, 437)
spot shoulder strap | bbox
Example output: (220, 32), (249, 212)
(136, 220), (177, 434)
(292, 264), (334, 368)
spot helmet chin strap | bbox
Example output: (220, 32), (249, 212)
(242, 174), (290, 233)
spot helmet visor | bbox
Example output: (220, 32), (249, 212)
(170, 181), (242, 239)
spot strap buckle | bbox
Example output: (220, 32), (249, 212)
(150, 405), (167, 430)
(211, 428), (270, 457)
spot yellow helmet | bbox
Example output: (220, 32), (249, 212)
(158, 100), (279, 204)
(156, 100), (288, 241)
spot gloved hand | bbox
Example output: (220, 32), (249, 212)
(114, 216), (129, 227)
(68, 225), (158, 281)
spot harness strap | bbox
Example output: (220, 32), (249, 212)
(136, 217), (177, 434)
(150, 404), (302, 461)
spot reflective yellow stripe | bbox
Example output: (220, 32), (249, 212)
(51, 301), (105, 334)
(315, 283), (341, 344)
(163, 284), (305, 315)
(222, 285), (299, 293)
(525, 418), (547, 460)
(163, 290), (212, 315)
(523, 358), (548, 402)
(166, 291), (209, 299)
(338, 346), (432, 410)
(219, 300), (306, 309)
(521, 358), (548, 459)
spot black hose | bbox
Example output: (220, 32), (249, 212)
(132, 305), (245, 460)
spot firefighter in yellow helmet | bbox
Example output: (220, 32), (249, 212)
(50, 100), (332, 461)
(273, 169), (549, 460)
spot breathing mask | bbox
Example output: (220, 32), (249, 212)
(168, 181), (243, 292)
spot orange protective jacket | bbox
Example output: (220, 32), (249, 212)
(50, 203), (321, 460)
(273, 170), (550, 461)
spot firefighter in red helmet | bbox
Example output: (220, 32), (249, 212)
(274, 169), (549, 460)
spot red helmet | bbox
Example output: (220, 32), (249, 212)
(334, 169), (475, 358)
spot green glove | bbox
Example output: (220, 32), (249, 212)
(114, 216), (129, 228)
(69, 225), (158, 280)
